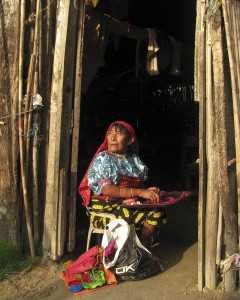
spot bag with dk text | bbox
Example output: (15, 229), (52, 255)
(102, 219), (162, 281)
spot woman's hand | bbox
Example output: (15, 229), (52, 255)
(140, 187), (161, 203)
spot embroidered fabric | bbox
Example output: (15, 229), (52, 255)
(121, 191), (192, 207)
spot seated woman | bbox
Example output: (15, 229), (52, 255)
(78, 121), (168, 252)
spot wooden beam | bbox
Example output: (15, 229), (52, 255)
(68, 0), (86, 252)
(43, 0), (70, 260)
(204, 14), (219, 290)
(195, 0), (207, 291)
(18, 0), (35, 258)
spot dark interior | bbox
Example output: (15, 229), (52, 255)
(75, 0), (199, 247)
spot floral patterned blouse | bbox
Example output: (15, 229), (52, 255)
(88, 150), (149, 195)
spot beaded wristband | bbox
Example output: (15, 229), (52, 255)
(138, 189), (141, 197)
(119, 187), (125, 198)
(132, 188), (138, 197)
(124, 187), (127, 198)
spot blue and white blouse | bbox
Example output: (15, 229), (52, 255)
(88, 150), (149, 195)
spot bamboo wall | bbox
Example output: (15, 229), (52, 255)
(195, 0), (240, 292)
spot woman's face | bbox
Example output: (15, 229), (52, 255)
(107, 125), (132, 154)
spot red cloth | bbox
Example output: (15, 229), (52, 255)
(66, 245), (99, 275)
(61, 257), (118, 296)
(78, 121), (139, 206)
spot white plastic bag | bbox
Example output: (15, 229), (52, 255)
(101, 219), (130, 269)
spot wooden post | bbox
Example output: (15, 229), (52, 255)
(231, 4), (240, 289)
(195, 0), (207, 291)
(68, 0), (86, 252)
(43, 0), (70, 260)
(18, 0), (35, 257)
(204, 15), (219, 290)
(38, 0), (55, 223)
(222, 1), (240, 289)
(32, 0), (42, 245)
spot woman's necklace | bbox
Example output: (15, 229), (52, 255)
(107, 150), (127, 159)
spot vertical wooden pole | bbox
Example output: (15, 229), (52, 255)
(38, 0), (54, 221)
(195, 0), (207, 291)
(222, 0), (240, 290)
(26, 0), (41, 158)
(18, 0), (35, 257)
(43, 0), (70, 260)
(68, 0), (86, 252)
(59, 0), (78, 253)
(32, 0), (42, 245)
(38, 0), (42, 90)
(205, 15), (219, 290)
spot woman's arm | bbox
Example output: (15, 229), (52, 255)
(102, 184), (161, 203)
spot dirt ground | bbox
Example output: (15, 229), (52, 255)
(1, 199), (239, 300)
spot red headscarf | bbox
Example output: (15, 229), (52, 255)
(78, 121), (139, 206)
